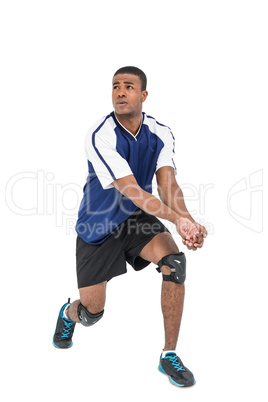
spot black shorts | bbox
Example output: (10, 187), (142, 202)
(76, 209), (169, 288)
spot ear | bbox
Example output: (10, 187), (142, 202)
(141, 90), (148, 103)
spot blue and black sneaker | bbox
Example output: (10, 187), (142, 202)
(159, 352), (196, 387)
(53, 298), (76, 349)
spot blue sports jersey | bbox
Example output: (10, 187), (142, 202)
(75, 111), (176, 244)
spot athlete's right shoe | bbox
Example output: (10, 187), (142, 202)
(53, 299), (76, 349)
(158, 352), (196, 387)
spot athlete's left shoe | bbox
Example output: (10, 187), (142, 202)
(158, 352), (196, 387)
(53, 299), (76, 349)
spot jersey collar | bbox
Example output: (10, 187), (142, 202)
(111, 112), (144, 141)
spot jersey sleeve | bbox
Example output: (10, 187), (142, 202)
(85, 118), (133, 190)
(155, 128), (177, 174)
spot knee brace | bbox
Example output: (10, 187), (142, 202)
(77, 303), (104, 327)
(156, 252), (186, 284)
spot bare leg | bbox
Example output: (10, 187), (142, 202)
(161, 281), (185, 350)
(139, 232), (184, 351)
(66, 281), (107, 323)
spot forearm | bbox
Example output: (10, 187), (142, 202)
(122, 185), (180, 225)
(113, 175), (204, 247)
(159, 184), (195, 223)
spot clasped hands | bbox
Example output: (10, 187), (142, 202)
(176, 217), (207, 251)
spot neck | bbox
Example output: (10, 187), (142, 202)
(115, 112), (142, 135)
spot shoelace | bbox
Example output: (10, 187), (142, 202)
(166, 355), (185, 371)
(61, 320), (73, 339)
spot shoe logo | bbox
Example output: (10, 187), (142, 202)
(174, 260), (181, 264)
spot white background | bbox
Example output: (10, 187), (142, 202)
(1, 1), (267, 401)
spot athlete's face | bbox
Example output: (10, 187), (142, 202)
(112, 73), (148, 117)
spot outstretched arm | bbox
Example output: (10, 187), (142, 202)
(112, 174), (201, 246)
(156, 166), (207, 250)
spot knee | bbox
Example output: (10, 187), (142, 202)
(81, 301), (104, 316)
(158, 244), (180, 276)
(79, 282), (106, 315)
(160, 265), (172, 276)
(157, 252), (186, 284)
(78, 303), (104, 327)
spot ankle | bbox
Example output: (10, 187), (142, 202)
(161, 349), (176, 357)
(163, 344), (177, 351)
(65, 300), (81, 323)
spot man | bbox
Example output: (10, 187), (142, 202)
(53, 66), (207, 388)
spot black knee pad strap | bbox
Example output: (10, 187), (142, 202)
(156, 252), (186, 284)
(77, 303), (104, 327)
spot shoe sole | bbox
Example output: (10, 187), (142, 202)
(52, 339), (73, 349)
(158, 365), (196, 387)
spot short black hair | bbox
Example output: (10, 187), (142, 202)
(113, 66), (147, 91)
